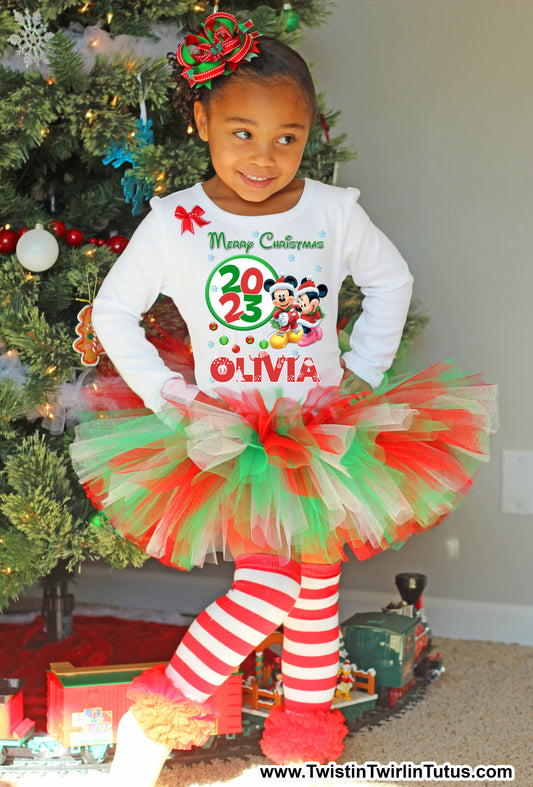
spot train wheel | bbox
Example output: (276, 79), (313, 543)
(81, 745), (108, 764)
(0, 746), (6, 766)
(389, 687), (401, 706)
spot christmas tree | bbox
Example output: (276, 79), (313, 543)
(0, 1), (427, 612)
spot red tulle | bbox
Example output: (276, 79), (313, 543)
(85, 322), (195, 411)
(260, 705), (348, 764)
(128, 664), (190, 704)
(74, 359), (497, 568)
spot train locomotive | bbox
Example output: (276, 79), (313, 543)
(0, 572), (443, 767)
(342, 572), (444, 708)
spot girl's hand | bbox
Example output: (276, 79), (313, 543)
(340, 362), (373, 393)
(161, 377), (230, 412)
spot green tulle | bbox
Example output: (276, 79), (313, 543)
(71, 362), (498, 569)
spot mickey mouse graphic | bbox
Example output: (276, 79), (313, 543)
(296, 276), (328, 346)
(263, 274), (303, 349)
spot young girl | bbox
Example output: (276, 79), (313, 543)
(70, 12), (496, 785)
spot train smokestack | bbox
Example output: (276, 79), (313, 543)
(395, 572), (427, 607)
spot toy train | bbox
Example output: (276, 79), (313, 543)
(341, 572), (444, 709)
(0, 572), (443, 767)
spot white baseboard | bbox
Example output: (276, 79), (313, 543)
(338, 588), (533, 647)
(69, 564), (533, 647)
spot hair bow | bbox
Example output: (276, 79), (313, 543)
(176, 12), (261, 89)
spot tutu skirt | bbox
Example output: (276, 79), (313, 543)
(70, 362), (497, 569)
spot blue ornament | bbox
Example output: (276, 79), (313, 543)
(102, 140), (134, 168)
(134, 118), (154, 146)
(122, 170), (153, 217)
(102, 119), (155, 214)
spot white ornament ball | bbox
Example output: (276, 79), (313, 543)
(16, 223), (59, 272)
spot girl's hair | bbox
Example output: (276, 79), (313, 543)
(168, 35), (317, 133)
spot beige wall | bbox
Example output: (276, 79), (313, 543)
(301, 0), (533, 608)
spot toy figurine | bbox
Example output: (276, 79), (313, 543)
(335, 660), (356, 701)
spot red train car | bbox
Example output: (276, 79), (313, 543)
(0, 679), (35, 762)
(47, 661), (241, 760)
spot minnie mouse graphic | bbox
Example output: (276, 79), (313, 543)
(296, 276), (328, 346)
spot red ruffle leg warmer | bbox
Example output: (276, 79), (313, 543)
(260, 705), (348, 764)
(127, 664), (218, 750)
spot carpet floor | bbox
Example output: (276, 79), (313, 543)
(157, 637), (531, 787)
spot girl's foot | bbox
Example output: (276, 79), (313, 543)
(109, 710), (171, 787)
(260, 705), (348, 764)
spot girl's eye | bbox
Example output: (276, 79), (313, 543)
(234, 130), (252, 140)
(279, 135), (295, 145)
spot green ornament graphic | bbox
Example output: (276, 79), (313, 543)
(220, 336), (229, 345)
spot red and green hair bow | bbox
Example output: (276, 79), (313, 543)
(176, 12), (261, 89)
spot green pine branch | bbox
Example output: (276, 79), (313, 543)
(0, 255), (39, 319)
(0, 9), (18, 54)
(1, 305), (78, 382)
(46, 29), (86, 92)
(0, 381), (29, 440)
(134, 136), (211, 193)
(0, 528), (41, 607)
(0, 432), (147, 608)
(0, 182), (38, 225)
(40, 0), (82, 23)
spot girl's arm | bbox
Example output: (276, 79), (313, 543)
(341, 194), (414, 388)
(340, 360), (372, 392)
(92, 206), (197, 413)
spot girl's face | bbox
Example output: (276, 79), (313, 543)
(194, 77), (312, 213)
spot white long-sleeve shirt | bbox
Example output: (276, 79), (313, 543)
(92, 178), (413, 412)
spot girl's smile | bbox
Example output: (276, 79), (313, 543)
(194, 78), (313, 215)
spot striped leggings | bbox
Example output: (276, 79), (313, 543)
(165, 553), (340, 715)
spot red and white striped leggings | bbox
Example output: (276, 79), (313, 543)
(165, 553), (340, 714)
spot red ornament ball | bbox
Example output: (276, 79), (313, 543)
(0, 229), (18, 255)
(209, 322), (218, 331)
(89, 238), (97, 245)
(18, 227), (29, 237)
(49, 220), (66, 238)
(246, 335), (254, 345)
(97, 239), (105, 247)
(65, 228), (84, 247)
(232, 344), (240, 353)
(106, 235), (129, 254)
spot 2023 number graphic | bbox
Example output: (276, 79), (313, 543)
(206, 256), (276, 331)
(219, 263), (263, 324)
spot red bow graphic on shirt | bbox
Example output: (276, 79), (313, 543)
(175, 205), (211, 235)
